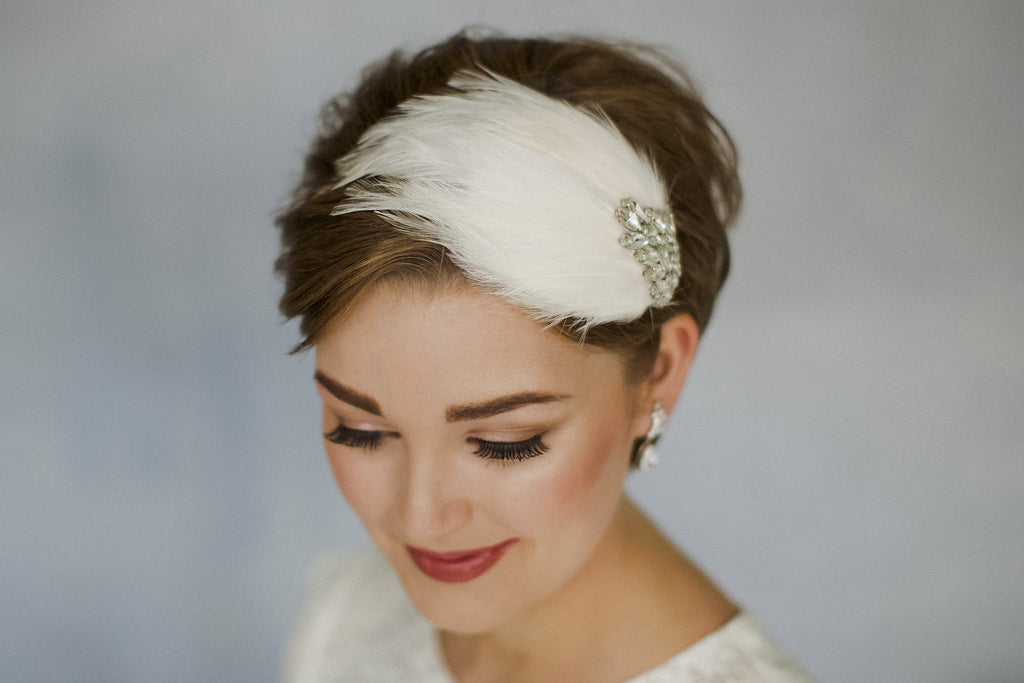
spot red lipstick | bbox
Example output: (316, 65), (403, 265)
(407, 539), (518, 583)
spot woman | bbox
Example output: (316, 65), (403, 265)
(277, 31), (813, 682)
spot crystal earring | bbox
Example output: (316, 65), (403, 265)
(638, 402), (667, 471)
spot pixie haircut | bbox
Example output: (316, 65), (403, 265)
(276, 31), (741, 374)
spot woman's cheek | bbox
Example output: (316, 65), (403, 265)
(498, 425), (628, 533)
(326, 448), (393, 521)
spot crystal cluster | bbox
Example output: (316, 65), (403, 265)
(615, 198), (682, 306)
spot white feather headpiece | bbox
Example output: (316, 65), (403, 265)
(331, 70), (679, 328)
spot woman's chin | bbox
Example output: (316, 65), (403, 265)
(399, 577), (515, 634)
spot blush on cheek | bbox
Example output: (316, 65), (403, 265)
(557, 440), (617, 504)
(503, 419), (630, 537)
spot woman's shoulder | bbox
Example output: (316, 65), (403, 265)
(633, 611), (815, 683)
(283, 549), (451, 683)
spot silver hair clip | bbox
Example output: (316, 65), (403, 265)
(616, 199), (681, 307)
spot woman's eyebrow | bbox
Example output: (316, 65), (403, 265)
(445, 392), (568, 423)
(314, 370), (382, 416)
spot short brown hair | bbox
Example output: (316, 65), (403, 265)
(276, 30), (741, 370)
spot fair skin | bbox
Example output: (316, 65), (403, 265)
(314, 282), (736, 683)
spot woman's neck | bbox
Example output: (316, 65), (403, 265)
(439, 496), (737, 683)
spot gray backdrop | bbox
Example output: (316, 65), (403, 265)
(2, 2), (1021, 681)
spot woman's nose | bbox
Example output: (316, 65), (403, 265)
(398, 448), (472, 542)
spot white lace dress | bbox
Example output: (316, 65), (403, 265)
(284, 551), (815, 682)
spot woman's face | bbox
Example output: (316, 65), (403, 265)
(314, 283), (650, 633)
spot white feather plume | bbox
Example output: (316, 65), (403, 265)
(331, 70), (671, 328)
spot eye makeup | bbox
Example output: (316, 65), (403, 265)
(323, 422), (550, 463)
(470, 434), (549, 462)
(324, 423), (384, 450)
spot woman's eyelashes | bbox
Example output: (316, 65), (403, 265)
(324, 423), (383, 450)
(324, 423), (549, 463)
(470, 433), (549, 463)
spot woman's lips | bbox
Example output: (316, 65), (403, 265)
(407, 538), (518, 583)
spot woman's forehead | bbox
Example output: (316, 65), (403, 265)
(314, 285), (627, 405)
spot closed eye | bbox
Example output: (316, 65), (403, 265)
(325, 424), (549, 463)
(470, 434), (549, 463)
(324, 423), (383, 450)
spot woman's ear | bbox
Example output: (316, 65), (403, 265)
(644, 314), (700, 415)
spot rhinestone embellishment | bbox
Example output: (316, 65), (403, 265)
(615, 199), (681, 306)
(638, 402), (667, 471)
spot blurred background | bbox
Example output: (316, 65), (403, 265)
(2, 1), (1021, 681)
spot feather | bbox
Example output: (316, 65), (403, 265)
(331, 69), (672, 328)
